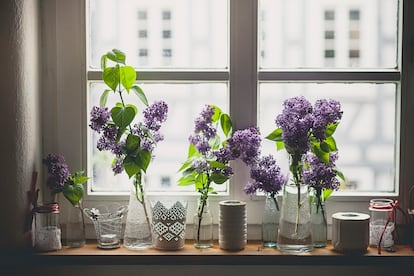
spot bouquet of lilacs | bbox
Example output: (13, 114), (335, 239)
(43, 153), (88, 207)
(178, 105), (234, 246)
(266, 96), (344, 230)
(89, 49), (168, 220)
(240, 127), (287, 210)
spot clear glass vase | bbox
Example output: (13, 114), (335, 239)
(262, 193), (280, 248)
(65, 203), (86, 247)
(193, 198), (213, 249)
(123, 177), (152, 250)
(310, 189), (327, 248)
(277, 183), (313, 253)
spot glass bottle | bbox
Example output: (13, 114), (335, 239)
(33, 203), (62, 251)
(369, 198), (394, 248)
(123, 182), (153, 250)
(310, 188), (327, 248)
(262, 193), (280, 248)
(193, 198), (213, 249)
(65, 202), (86, 247)
(277, 183), (313, 253)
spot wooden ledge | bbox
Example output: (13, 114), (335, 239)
(21, 241), (414, 266)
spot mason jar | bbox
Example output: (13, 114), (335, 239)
(33, 203), (62, 251)
(369, 198), (394, 248)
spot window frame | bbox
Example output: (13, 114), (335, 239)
(42, 0), (414, 238)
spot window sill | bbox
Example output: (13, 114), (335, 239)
(29, 241), (414, 266)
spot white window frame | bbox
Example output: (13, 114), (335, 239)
(42, 0), (414, 239)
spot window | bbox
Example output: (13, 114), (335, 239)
(48, 0), (413, 236)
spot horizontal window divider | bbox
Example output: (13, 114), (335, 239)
(88, 70), (230, 81)
(258, 70), (400, 82)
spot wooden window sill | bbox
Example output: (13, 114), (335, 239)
(28, 240), (414, 266)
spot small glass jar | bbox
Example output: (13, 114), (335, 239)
(369, 198), (394, 248)
(33, 203), (62, 251)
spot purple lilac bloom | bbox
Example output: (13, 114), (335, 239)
(143, 101), (168, 131)
(244, 155), (287, 195)
(276, 96), (314, 155)
(227, 127), (261, 166)
(213, 147), (233, 163)
(194, 105), (216, 139)
(312, 99), (343, 141)
(97, 125), (118, 152)
(89, 106), (110, 132)
(43, 153), (71, 192)
(112, 156), (124, 174)
(303, 152), (340, 191)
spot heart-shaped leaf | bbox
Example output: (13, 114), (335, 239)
(63, 183), (84, 206)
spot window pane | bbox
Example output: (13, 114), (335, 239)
(258, 83), (396, 193)
(259, 0), (398, 69)
(88, 0), (228, 69)
(88, 82), (228, 193)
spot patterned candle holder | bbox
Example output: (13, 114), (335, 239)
(151, 200), (188, 250)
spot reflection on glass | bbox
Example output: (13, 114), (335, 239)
(88, 0), (228, 69)
(259, 0), (398, 68)
(258, 83), (396, 193)
(88, 82), (228, 193)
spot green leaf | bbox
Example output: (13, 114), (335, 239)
(209, 161), (227, 169)
(111, 105), (136, 129)
(312, 143), (330, 163)
(195, 174), (208, 189)
(187, 143), (198, 158)
(220, 113), (232, 137)
(334, 168), (346, 181)
(123, 156), (140, 178)
(177, 173), (196, 186)
(266, 128), (283, 142)
(111, 49), (126, 64)
(136, 150), (151, 172)
(210, 172), (228, 184)
(103, 66), (120, 91)
(276, 140), (285, 151)
(324, 136), (337, 151)
(323, 188), (333, 201)
(211, 105), (222, 122)
(120, 66), (136, 92)
(100, 89), (111, 107)
(125, 134), (140, 153)
(131, 85), (149, 106)
(62, 183), (84, 206)
(326, 122), (339, 137)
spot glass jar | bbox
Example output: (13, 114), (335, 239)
(33, 203), (62, 251)
(369, 198), (394, 248)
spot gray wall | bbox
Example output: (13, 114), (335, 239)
(0, 0), (42, 250)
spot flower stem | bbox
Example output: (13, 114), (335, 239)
(134, 172), (151, 233)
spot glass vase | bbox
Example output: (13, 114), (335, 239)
(310, 189), (327, 248)
(123, 178), (152, 250)
(262, 193), (280, 248)
(277, 183), (313, 253)
(193, 198), (213, 249)
(65, 203), (86, 247)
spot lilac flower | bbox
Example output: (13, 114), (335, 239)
(192, 105), (216, 139)
(97, 125), (118, 152)
(143, 101), (168, 131)
(43, 153), (71, 192)
(112, 156), (124, 174)
(276, 96), (313, 156)
(313, 99), (343, 141)
(89, 106), (110, 132)
(303, 152), (340, 191)
(227, 127), (261, 166)
(244, 155), (287, 196)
